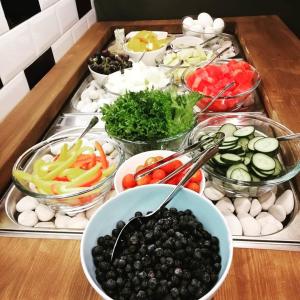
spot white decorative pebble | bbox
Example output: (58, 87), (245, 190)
(204, 186), (225, 201)
(55, 215), (72, 228)
(258, 191), (276, 210)
(67, 215), (89, 229)
(268, 204), (286, 222)
(213, 18), (225, 33)
(256, 212), (283, 235)
(16, 196), (39, 212)
(35, 204), (55, 222)
(41, 154), (54, 163)
(102, 142), (114, 155)
(35, 222), (55, 228)
(222, 210), (242, 235)
(215, 197), (234, 213)
(197, 12), (213, 27)
(88, 89), (99, 100)
(234, 197), (251, 214)
(183, 16), (194, 27)
(85, 204), (102, 220)
(275, 190), (294, 214)
(238, 213), (261, 236)
(249, 199), (262, 217)
(18, 210), (38, 227)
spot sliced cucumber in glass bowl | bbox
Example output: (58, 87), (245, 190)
(188, 113), (300, 198)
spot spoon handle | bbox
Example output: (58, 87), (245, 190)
(157, 132), (224, 211)
(78, 116), (99, 139)
(198, 81), (235, 114)
(277, 133), (300, 141)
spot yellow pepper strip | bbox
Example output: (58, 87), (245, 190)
(33, 159), (48, 178)
(56, 143), (69, 161)
(102, 164), (116, 177)
(61, 167), (85, 180)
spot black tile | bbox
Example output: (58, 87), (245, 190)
(0, 78), (3, 89)
(24, 48), (55, 89)
(75, 0), (91, 19)
(1, 0), (41, 29)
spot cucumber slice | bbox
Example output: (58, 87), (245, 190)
(252, 165), (274, 175)
(220, 153), (243, 164)
(243, 156), (251, 166)
(233, 126), (255, 137)
(226, 163), (248, 178)
(222, 136), (239, 143)
(226, 145), (244, 154)
(272, 158), (283, 176)
(252, 153), (276, 171)
(219, 144), (237, 152)
(218, 123), (237, 138)
(247, 137), (264, 151)
(238, 137), (249, 151)
(251, 175), (261, 182)
(253, 137), (279, 154)
(250, 166), (269, 178)
(230, 168), (251, 182)
(213, 154), (227, 166)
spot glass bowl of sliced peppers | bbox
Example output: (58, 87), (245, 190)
(12, 132), (124, 213)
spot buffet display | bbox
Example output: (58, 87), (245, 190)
(1, 13), (300, 300)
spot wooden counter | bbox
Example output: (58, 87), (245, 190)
(0, 15), (299, 300)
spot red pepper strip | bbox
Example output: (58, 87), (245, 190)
(95, 142), (108, 169)
(79, 168), (102, 187)
(54, 176), (69, 182)
(79, 194), (97, 205)
(87, 153), (96, 169)
(75, 154), (94, 162)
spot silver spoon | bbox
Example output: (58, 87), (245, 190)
(197, 81), (236, 113)
(277, 133), (300, 141)
(110, 132), (225, 261)
(78, 116), (99, 139)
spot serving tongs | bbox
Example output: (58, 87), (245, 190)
(134, 132), (225, 181)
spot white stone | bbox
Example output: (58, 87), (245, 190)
(249, 199), (262, 217)
(85, 204), (102, 219)
(268, 204), (286, 222)
(67, 215), (89, 229)
(234, 197), (251, 214)
(35, 221), (55, 228)
(275, 190), (294, 214)
(238, 213), (261, 236)
(16, 196), (39, 212)
(35, 204), (55, 221)
(88, 88), (100, 100)
(18, 210), (38, 227)
(258, 191), (276, 210)
(197, 12), (213, 27)
(41, 154), (54, 163)
(182, 16), (194, 28)
(256, 212), (283, 235)
(204, 186), (225, 201)
(102, 142), (115, 155)
(215, 197), (234, 213)
(222, 210), (242, 236)
(55, 215), (72, 228)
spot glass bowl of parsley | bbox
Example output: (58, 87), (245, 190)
(101, 89), (202, 156)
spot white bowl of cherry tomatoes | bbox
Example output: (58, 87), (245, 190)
(114, 150), (205, 194)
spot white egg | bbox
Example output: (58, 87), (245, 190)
(183, 16), (194, 28)
(197, 12), (213, 27)
(213, 18), (225, 33)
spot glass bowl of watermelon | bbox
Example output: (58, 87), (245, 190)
(183, 59), (261, 112)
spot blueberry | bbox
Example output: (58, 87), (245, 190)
(135, 211), (143, 217)
(116, 220), (126, 230)
(171, 287), (179, 297)
(105, 279), (116, 290)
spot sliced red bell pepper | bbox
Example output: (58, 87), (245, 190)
(95, 141), (108, 169)
(54, 176), (69, 182)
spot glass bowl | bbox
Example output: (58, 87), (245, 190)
(12, 131), (125, 213)
(188, 113), (300, 198)
(183, 60), (261, 112)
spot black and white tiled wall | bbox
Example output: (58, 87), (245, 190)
(0, 0), (96, 121)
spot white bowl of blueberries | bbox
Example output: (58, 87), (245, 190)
(81, 184), (233, 300)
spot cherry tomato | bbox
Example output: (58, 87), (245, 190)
(150, 178), (160, 184)
(190, 170), (203, 183)
(136, 164), (145, 172)
(161, 160), (183, 174)
(137, 175), (152, 186)
(152, 169), (167, 180)
(186, 182), (200, 193)
(145, 157), (158, 166)
(122, 174), (137, 189)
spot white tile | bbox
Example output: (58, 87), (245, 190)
(56, 0), (78, 34)
(52, 30), (74, 62)
(87, 9), (96, 28)
(0, 72), (29, 121)
(0, 2), (9, 35)
(72, 17), (88, 42)
(29, 7), (61, 55)
(38, 0), (59, 10)
(0, 23), (37, 84)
